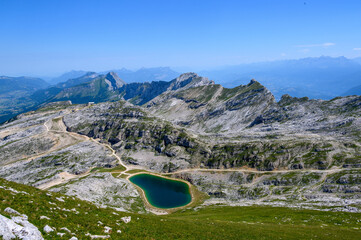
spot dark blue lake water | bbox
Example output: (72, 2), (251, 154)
(129, 173), (191, 209)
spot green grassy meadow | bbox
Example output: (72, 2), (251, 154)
(0, 178), (360, 239)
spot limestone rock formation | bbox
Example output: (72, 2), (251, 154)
(0, 208), (43, 240)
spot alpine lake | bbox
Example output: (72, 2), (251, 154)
(129, 173), (192, 209)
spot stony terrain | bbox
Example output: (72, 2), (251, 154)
(147, 78), (361, 138)
(0, 102), (143, 212)
(51, 172), (144, 213)
(0, 72), (360, 215)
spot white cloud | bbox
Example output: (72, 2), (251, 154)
(296, 42), (335, 48)
(353, 48), (361, 51)
(280, 53), (287, 56)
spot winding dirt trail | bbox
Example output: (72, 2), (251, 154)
(38, 114), (130, 189)
(170, 166), (346, 175)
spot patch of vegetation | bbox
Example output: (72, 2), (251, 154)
(333, 152), (348, 164)
(175, 85), (221, 104)
(1, 178), (361, 239)
(118, 174), (129, 179)
(0, 140), (18, 150)
(325, 169), (361, 185)
(125, 169), (149, 174)
(219, 83), (260, 101)
(301, 172), (322, 185)
(111, 172), (120, 178)
(90, 164), (126, 173)
(238, 186), (269, 199)
(302, 144), (333, 169)
(272, 186), (293, 195)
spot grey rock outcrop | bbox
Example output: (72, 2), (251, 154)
(167, 72), (214, 91)
(0, 209), (43, 240)
(51, 173), (144, 212)
(105, 72), (126, 90)
(147, 79), (276, 134)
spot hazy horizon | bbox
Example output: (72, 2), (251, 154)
(1, 55), (361, 79)
(1, 0), (361, 76)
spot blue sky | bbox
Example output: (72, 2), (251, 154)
(0, 0), (361, 76)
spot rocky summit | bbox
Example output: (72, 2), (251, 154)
(0, 72), (361, 239)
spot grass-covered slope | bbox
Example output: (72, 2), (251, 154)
(0, 76), (50, 123)
(53, 76), (121, 104)
(1, 177), (361, 239)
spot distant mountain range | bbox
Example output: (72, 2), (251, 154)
(101, 67), (180, 83)
(0, 71), (209, 123)
(200, 56), (361, 99)
(48, 67), (179, 85)
(40, 72), (210, 106)
(45, 57), (361, 100)
(0, 76), (48, 94)
(48, 70), (89, 85)
(1, 56), (361, 123)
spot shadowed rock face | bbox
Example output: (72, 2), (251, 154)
(105, 72), (126, 89)
(119, 72), (215, 105)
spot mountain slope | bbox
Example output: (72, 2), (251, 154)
(0, 76), (48, 94)
(52, 72), (125, 104)
(0, 76), (49, 123)
(2, 178), (360, 240)
(30, 72), (101, 103)
(120, 72), (214, 105)
(147, 79), (275, 133)
(0, 72), (103, 123)
(147, 75), (361, 138)
(54, 72), (99, 88)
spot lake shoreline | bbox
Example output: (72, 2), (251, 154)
(127, 172), (196, 214)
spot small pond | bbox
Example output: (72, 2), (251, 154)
(129, 173), (192, 209)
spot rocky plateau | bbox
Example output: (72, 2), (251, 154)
(0, 72), (360, 214)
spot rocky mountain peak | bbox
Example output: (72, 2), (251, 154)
(167, 72), (214, 91)
(247, 79), (265, 88)
(278, 94), (310, 106)
(249, 79), (258, 85)
(105, 72), (126, 90)
(175, 72), (199, 82)
(84, 72), (99, 78)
